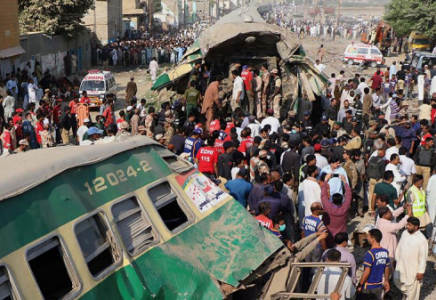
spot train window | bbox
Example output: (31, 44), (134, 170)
(0, 266), (20, 300)
(112, 197), (159, 256)
(148, 182), (194, 232)
(154, 147), (193, 173)
(26, 237), (80, 299)
(75, 212), (121, 279)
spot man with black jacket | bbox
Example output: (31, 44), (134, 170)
(281, 142), (301, 188)
(413, 137), (436, 189)
(60, 106), (73, 144)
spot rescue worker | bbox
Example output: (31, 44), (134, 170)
(406, 175), (428, 231)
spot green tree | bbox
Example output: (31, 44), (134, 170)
(19, 0), (94, 38)
(385, 0), (436, 40)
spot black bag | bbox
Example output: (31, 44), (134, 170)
(366, 156), (384, 180)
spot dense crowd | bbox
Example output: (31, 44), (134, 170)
(90, 28), (199, 68)
(1, 11), (435, 300)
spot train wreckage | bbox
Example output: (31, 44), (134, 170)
(152, 5), (329, 121)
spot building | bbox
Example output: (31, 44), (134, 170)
(123, 0), (178, 31)
(122, 0), (148, 31)
(82, 0), (123, 45)
(0, 0), (25, 79)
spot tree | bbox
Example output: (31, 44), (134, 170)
(385, 0), (436, 40)
(18, 0), (94, 38)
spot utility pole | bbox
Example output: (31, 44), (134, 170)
(337, 0), (341, 26)
(148, 0), (154, 34)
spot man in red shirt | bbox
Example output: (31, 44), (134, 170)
(241, 65), (254, 114)
(103, 99), (115, 127)
(420, 124), (432, 145)
(255, 202), (273, 229)
(52, 99), (63, 143)
(224, 117), (235, 135)
(13, 108), (24, 125)
(209, 118), (220, 133)
(212, 130), (225, 155)
(370, 70), (383, 92)
(196, 137), (219, 178)
(1, 123), (13, 151)
(238, 129), (253, 154)
(68, 97), (79, 136)
(80, 91), (91, 104)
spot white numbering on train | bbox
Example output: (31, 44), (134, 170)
(84, 160), (152, 195)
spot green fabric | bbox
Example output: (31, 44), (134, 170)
(184, 88), (200, 105)
(186, 104), (197, 117)
(374, 182), (398, 208)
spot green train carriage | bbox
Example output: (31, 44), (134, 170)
(0, 137), (293, 300)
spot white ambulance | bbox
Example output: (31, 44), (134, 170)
(343, 44), (383, 68)
(79, 70), (117, 107)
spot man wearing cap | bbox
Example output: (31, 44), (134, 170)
(302, 110), (314, 135)
(14, 139), (28, 154)
(77, 118), (91, 145)
(81, 127), (104, 146)
(125, 77), (137, 106)
(257, 185), (284, 219)
(269, 69), (282, 118)
(313, 116), (330, 141)
(184, 129), (202, 160)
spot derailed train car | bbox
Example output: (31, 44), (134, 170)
(0, 137), (296, 299)
(152, 5), (329, 121)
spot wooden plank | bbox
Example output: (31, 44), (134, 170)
(299, 71), (316, 101)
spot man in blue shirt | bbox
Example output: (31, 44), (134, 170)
(257, 185), (283, 219)
(225, 169), (252, 208)
(358, 229), (390, 298)
(399, 121), (417, 153)
(301, 202), (328, 291)
(183, 129), (203, 160)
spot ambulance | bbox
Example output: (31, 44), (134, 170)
(79, 70), (117, 107)
(343, 43), (384, 67)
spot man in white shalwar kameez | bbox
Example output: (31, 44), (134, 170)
(427, 174), (436, 227)
(149, 57), (159, 84)
(394, 217), (428, 300)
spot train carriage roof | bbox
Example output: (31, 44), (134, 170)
(0, 136), (160, 201)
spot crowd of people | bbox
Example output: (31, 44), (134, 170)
(90, 28), (199, 68)
(1, 9), (435, 300)
(265, 3), (411, 56)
